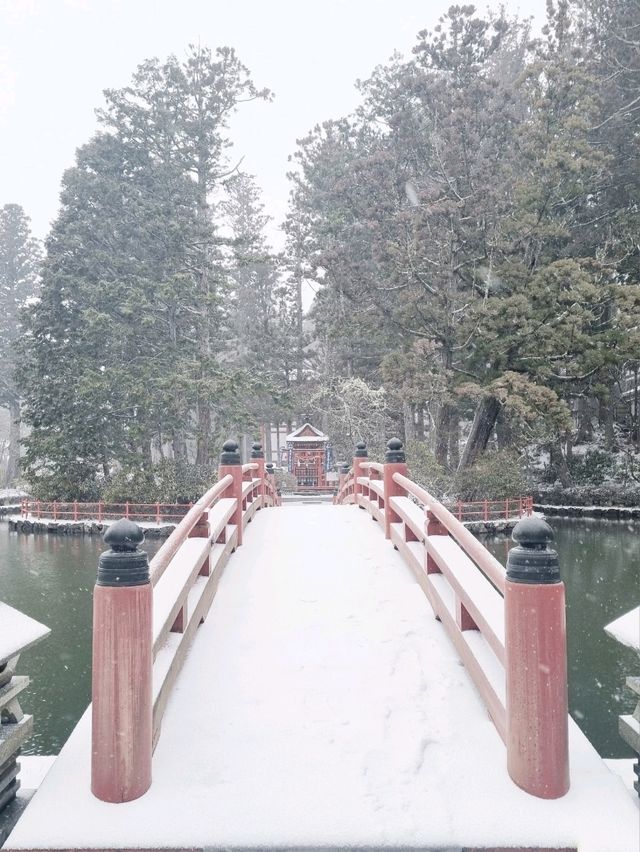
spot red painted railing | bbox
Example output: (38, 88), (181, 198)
(334, 444), (569, 801)
(20, 498), (193, 524)
(334, 475), (533, 523)
(91, 442), (280, 803)
(449, 496), (533, 522)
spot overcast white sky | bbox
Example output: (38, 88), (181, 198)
(1, 0), (548, 247)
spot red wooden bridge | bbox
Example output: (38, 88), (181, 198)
(3, 439), (637, 852)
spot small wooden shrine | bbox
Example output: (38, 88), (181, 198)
(285, 423), (334, 490)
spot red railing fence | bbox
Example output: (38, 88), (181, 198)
(21, 498), (195, 524)
(451, 496), (533, 522)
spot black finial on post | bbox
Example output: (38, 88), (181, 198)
(341, 462), (350, 474)
(385, 437), (406, 463)
(97, 519), (149, 587)
(251, 442), (264, 459)
(220, 439), (241, 465)
(266, 462), (274, 473)
(506, 516), (560, 584)
(354, 441), (368, 458)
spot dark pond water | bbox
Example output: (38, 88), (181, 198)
(0, 516), (638, 757)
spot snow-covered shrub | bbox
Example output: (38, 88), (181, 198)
(405, 441), (451, 501)
(101, 461), (218, 504)
(568, 450), (616, 485)
(452, 451), (528, 501)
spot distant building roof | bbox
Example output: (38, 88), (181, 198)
(286, 423), (329, 442)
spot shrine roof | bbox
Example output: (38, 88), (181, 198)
(286, 423), (329, 442)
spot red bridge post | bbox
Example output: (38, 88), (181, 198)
(383, 438), (408, 540)
(505, 516), (569, 799)
(353, 441), (368, 502)
(218, 439), (244, 547)
(251, 441), (266, 504)
(91, 519), (152, 803)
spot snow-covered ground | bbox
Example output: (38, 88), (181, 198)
(5, 505), (638, 851)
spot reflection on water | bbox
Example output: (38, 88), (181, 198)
(487, 517), (640, 758)
(0, 517), (638, 757)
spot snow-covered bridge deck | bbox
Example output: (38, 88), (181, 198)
(5, 503), (638, 852)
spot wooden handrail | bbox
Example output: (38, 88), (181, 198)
(392, 473), (506, 594)
(92, 447), (284, 802)
(149, 475), (233, 587)
(360, 461), (384, 474)
(335, 444), (568, 799)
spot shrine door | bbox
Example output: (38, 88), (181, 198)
(293, 450), (325, 487)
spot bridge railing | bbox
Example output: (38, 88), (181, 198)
(91, 440), (278, 804)
(335, 438), (569, 801)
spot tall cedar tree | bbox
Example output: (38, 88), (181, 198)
(0, 205), (41, 485)
(20, 47), (270, 498)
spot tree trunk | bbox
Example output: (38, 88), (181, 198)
(448, 413), (460, 470)
(550, 440), (572, 487)
(633, 367), (639, 448)
(575, 396), (593, 443)
(603, 384), (616, 451)
(195, 403), (211, 466)
(264, 422), (273, 464)
(565, 434), (573, 465)
(435, 403), (451, 468)
(495, 407), (513, 450)
(173, 431), (188, 461)
(415, 406), (425, 441)
(5, 398), (20, 486)
(457, 396), (502, 472)
(403, 400), (415, 444)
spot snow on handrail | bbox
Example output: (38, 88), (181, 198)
(149, 474), (233, 587)
(360, 461), (384, 474)
(392, 472), (506, 594)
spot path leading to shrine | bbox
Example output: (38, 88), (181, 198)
(5, 501), (638, 852)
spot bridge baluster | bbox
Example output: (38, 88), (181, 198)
(353, 441), (368, 503)
(189, 509), (211, 577)
(383, 438), (408, 540)
(505, 516), (569, 799)
(218, 440), (244, 547)
(265, 462), (276, 506)
(91, 519), (152, 803)
(251, 442), (266, 506)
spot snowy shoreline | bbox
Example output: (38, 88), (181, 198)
(3, 515), (175, 537)
(534, 502), (640, 520)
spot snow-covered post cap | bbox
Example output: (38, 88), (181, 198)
(220, 439), (241, 465)
(354, 441), (368, 458)
(340, 462), (350, 474)
(506, 516), (560, 584)
(385, 437), (406, 464)
(97, 518), (148, 587)
(383, 438), (408, 539)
